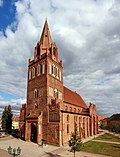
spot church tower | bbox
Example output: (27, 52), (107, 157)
(25, 20), (63, 144)
(19, 20), (98, 146)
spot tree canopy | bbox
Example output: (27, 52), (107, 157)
(68, 127), (82, 157)
(2, 105), (13, 134)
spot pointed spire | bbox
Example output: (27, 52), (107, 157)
(40, 19), (52, 48)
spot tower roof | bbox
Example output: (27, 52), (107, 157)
(40, 19), (52, 48)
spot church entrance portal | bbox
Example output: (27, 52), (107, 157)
(31, 123), (37, 143)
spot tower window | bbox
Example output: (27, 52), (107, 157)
(50, 63), (51, 74)
(29, 70), (32, 80)
(34, 89), (38, 98)
(51, 64), (54, 74)
(32, 67), (36, 78)
(42, 63), (46, 74)
(38, 64), (42, 75)
(54, 67), (57, 76)
(56, 67), (59, 77)
(54, 89), (58, 98)
(58, 69), (59, 77)
(34, 103), (38, 109)
(59, 71), (61, 81)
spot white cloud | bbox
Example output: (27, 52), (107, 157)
(0, 98), (26, 116)
(0, 0), (120, 117)
(0, 0), (3, 7)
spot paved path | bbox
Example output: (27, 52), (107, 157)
(100, 129), (120, 138)
(0, 136), (110, 157)
(0, 148), (13, 157)
(92, 139), (120, 144)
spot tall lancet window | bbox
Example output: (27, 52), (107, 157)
(29, 70), (32, 80)
(42, 63), (46, 74)
(59, 71), (61, 81)
(32, 67), (35, 78)
(51, 64), (54, 75)
(38, 64), (42, 75)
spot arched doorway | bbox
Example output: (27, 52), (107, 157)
(31, 123), (37, 143)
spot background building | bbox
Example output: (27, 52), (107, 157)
(101, 114), (120, 133)
(0, 116), (19, 131)
(98, 115), (107, 127)
(12, 116), (19, 130)
(19, 20), (98, 145)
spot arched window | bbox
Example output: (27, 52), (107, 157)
(70, 107), (72, 112)
(74, 108), (76, 113)
(54, 89), (58, 98)
(38, 64), (42, 75)
(65, 105), (68, 111)
(51, 64), (54, 74)
(42, 63), (46, 74)
(34, 103), (37, 109)
(36, 104), (38, 109)
(29, 70), (32, 80)
(34, 89), (38, 98)
(34, 103), (38, 109)
(59, 71), (61, 81)
(58, 69), (59, 77)
(54, 67), (57, 76)
(32, 67), (35, 78)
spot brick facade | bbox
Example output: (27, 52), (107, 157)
(19, 20), (98, 145)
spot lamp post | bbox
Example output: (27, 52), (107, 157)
(8, 146), (21, 157)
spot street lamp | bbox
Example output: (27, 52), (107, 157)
(8, 146), (21, 157)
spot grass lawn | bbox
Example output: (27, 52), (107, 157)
(95, 133), (120, 142)
(81, 141), (120, 157)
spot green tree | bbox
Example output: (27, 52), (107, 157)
(2, 106), (8, 131)
(68, 126), (82, 157)
(2, 105), (13, 134)
(7, 105), (13, 134)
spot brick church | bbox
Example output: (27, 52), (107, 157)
(19, 20), (98, 145)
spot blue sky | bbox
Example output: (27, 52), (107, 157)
(0, 0), (16, 32)
(0, 0), (120, 117)
(0, 0), (19, 103)
(0, 91), (21, 101)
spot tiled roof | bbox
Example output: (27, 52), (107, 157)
(98, 116), (107, 121)
(109, 114), (120, 121)
(63, 86), (88, 109)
